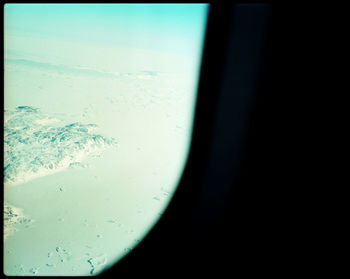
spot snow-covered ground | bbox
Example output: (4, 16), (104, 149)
(3, 4), (208, 275)
(4, 57), (198, 275)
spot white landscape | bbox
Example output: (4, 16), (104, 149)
(4, 4), (208, 276)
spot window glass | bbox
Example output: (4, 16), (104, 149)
(4, 4), (208, 276)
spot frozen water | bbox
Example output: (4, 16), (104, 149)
(87, 255), (107, 275)
(3, 201), (33, 240)
(55, 246), (72, 263)
(29, 267), (40, 275)
(3, 3), (208, 275)
(46, 263), (56, 267)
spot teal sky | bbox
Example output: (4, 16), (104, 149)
(4, 4), (208, 56)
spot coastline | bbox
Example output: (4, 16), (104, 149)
(4, 44), (194, 276)
(4, 144), (178, 275)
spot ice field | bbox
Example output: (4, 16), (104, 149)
(4, 4), (208, 275)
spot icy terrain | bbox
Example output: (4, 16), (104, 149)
(3, 4), (208, 276)
(4, 106), (117, 186)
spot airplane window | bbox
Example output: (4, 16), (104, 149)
(3, 4), (208, 276)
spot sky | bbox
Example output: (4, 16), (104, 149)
(4, 4), (208, 57)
